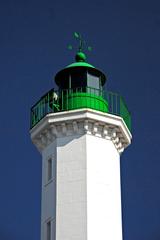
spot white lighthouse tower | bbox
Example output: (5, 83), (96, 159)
(30, 34), (132, 240)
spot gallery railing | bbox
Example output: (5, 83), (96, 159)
(30, 87), (131, 131)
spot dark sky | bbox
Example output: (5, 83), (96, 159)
(0, 0), (160, 239)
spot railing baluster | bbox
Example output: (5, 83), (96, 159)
(67, 89), (68, 110)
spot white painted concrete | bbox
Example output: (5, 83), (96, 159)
(86, 134), (122, 240)
(30, 109), (132, 240)
(56, 134), (87, 240)
(41, 141), (57, 240)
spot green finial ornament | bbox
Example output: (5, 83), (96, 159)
(68, 32), (92, 62)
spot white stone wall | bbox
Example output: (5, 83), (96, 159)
(86, 134), (122, 240)
(41, 134), (122, 240)
(30, 109), (132, 240)
(56, 134), (87, 240)
(56, 134), (122, 240)
(41, 141), (57, 240)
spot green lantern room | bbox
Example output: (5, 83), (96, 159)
(55, 51), (108, 113)
(30, 33), (131, 132)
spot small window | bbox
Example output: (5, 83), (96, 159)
(47, 221), (51, 240)
(47, 158), (52, 182)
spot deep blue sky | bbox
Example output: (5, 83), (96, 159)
(0, 0), (160, 239)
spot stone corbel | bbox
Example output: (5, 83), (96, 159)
(115, 141), (122, 149)
(113, 136), (119, 144)
(102, 125), (110, 139)
(84, 120), (89, 133)
(61, 123), (67, 135)
(40, 134), (47, 147)
(50, 125), (58, 137)
(111, 129), (117, 139)
(92, 122), (99, 135)
(73, 121), (78, 133)
(44, 129), (52, 142)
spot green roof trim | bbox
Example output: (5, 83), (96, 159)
(66, 62), (95, 69)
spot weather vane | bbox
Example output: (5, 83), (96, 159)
(68, 32), (92, 53)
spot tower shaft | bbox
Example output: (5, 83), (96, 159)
(31, 109), (131, 240)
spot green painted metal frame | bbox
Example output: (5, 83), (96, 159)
(30, 88), (131, 131)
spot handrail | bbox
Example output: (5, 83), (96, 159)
(30, 87), (131, 131)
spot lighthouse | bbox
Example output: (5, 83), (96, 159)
(30, 33), (132, 240)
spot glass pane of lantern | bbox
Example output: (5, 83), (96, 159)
(87, 73), (100, 95)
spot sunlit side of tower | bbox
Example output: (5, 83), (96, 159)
(30, 33), (132, 240)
